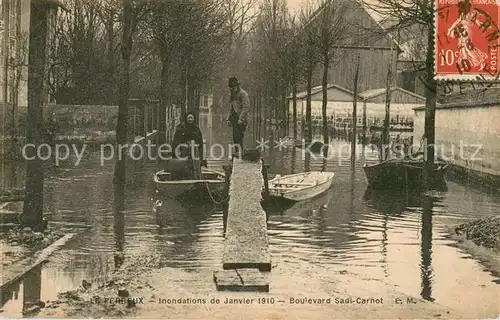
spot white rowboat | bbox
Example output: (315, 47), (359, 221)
(268, 171), (335, 202)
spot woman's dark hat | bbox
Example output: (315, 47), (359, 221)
(228, 77), (239, 87)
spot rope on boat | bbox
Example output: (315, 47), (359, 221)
(204, 181), (228, 205)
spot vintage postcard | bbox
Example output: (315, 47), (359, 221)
(0, 0), (499, 319)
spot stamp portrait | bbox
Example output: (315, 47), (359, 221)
(435, 0), (500, 80)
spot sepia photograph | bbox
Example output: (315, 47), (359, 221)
(0, 0), (499, 318)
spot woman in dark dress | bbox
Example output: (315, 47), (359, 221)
(171, 112), (206, 166)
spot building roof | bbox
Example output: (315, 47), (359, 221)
(287, 84), (355, 99)
(414, 88), (500, 110)
(296, 0), (402, 52)
(359, 86), (426, 101)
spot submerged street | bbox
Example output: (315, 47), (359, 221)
(1, 0), (499, 317)
(1, 134), (499, 318)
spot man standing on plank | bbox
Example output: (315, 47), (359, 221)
(226, 77), (250, 157)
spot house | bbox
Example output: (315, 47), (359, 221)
(286, 84), (358, 138)
(0, 0), (28, 108)
(301, 0), (401, 93)
(0, 0), (61, 108)
(358, 87), (425, 131)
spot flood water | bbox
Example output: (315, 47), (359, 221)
(1, 124), (499, 318)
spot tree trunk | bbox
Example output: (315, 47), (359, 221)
(281, 83), (286, 137)
(181, 65), (188, 118)
(306, 59), (313, 145)
(423, 24), (437, 189)
(362, 101), (367, 142)
(11, 0), (22, 144)
(113, 0), (134, 186)
(106, 16), (115, 104)
(187, 82), (196, 115)
(292, 82), (297, 140)
(158, 57), (168, 147)
(351, 55), (360, 164)
(321, 53), (329, 147)
(420, 195), (434, 300)
(194, 89), (200, 121)
(382, 58), (392, 162)
(21, 3), (49, 231)
(262, 95), (267, 141)
(273, 80), (279, 139)
(3, 0), (9, 109)
(113, 179), (125, 269)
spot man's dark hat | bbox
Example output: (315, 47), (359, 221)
(228, 77), (239, 87)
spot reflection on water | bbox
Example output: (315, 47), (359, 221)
(22, 265), (42, 315)
(0, 136), (499, 317)
(113, 183), (125, 270)
(420, 196), (434, 302)
(0, 264), (43, 318)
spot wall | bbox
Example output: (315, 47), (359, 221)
(363, 102), (420, 126)
(413, 104), (500, 178)
(0, 104), (119, 141)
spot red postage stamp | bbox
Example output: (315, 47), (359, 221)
(435, 0), (500, 80)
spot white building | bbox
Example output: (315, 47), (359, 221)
(287, 85), (425, 139)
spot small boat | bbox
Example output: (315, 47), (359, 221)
(279, 136), (302, 148)
(153, 168), (226, 203)
(268, 171), (335, 202)
(363, 154), (449, 190)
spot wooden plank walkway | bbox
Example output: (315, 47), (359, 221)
(213, 269), (269, 292)
(222, 156), (271, 272)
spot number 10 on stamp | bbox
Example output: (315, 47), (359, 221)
(435, 0), (500, 80)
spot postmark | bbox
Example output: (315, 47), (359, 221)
(435, 0), (500, 80)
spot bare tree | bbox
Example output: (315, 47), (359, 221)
(96, 0), (121, 102)
(298, 2), (319, 144)
(281, 13), (305, 139)
(8, 32), (28, 151)
(145, 0), (182, 145)
(362, 0), (437, 187)
(48, 0), (125, 105)
(224, 0), (259, 75)
(346, 54), (361, 161)
(21, 2), (56, 231)
(113, 0), (148, 185)
(252, 0), (290, 138)
(312, 0), (351, 149)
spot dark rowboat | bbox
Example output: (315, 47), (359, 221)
(363, 154), (449, 190)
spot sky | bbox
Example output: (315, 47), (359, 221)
(286, 0), (308, 12)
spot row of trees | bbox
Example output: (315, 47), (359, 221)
(48, 0), (390, 147)
(250, 0), (377, 147)
(48, 0), (262, 107)
(44, 0), (442, 172)
(33, 0), (443, 156)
